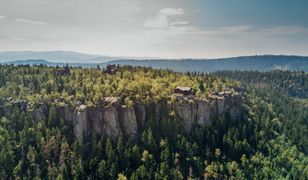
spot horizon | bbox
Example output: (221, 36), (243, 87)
(1, 0), (308, 59)
(0, 50), (307, 61)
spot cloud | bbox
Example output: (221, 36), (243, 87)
(11, 36), (28, 41)
(64, 1), (73, 6)
(129, 22), (308, 58)
(71, 27), (79, 31)
(170, 21), (188, 26)
(145, 8), (308, 45)
(124, 17), (137, 24)
(15, 18), (48, 25)
(159, 8), (184, 16)
(124, 5), (142, 12)
(0, 15), (6, 20)
(210, 25), (308, 38)
(218, 25), (255, 33)
(259, 26), (308, 36)
(144, 8), (186, 28)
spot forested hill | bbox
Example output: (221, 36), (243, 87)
(215, 70), (308, 98)
(0, 65), (307, 179)
(3, 55), (308, 72)
(109, 55), (308, 72)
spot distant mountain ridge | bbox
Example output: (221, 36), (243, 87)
(0, 51), (124, 63)
(1, 59), (100, 68)
(1, 53), (308, 72)
(109, 55), (308, 72)
(0, 51), (157, 63)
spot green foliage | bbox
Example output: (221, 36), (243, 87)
(0, 65), (307, 179)
(215, 70), (308, 98)
(0, 65), (227, 106)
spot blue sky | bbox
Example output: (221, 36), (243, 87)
(0, 0), (307, 58)
(194, 0), (308, 27)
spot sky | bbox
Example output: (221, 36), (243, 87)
(0, 0), (308, 58)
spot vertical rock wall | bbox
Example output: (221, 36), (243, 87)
(174, 101), (197, 132)
(120, 106), (138, 137)
(196, 100), (211, 126)
(103, 105), (122, 140)
(11, 92), (242, 142)
(74, 105), (88, 142)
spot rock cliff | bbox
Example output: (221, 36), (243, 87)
(0, 90), (243, 142)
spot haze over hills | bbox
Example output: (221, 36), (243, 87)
(0, 51), (140, 64)
(1, 51), (308, 72)
(0, 59), (99, 68)
(109, 55), (308, 72)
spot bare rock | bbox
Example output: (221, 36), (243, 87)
(217, 96), (225, 115)
(174, 100), (197, 132)
(74, 106), (89, 142)
(103, 102), (122, 139)
(134, 103), (146, 131)
(120, 106), (138, 137)
(88, 106), (104, 135)
(196, 100), (211, 126)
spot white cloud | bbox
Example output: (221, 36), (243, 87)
(11, 36), (28, 41)
(218, 25), (255, 33)
(124, 5), (142, 12)
(71, 27), (79, 31)
(159, 8), (184, 16)
(64, 1), (73, 6)
(0, 15), (6, 20)
(144, 8), (186, 28)
(124, 17), (137, 24)
(259, 26), (308, 36)
(122, 23), (308, 58)
(170, 21), (188, 26)
(209, 25), (308, 38)
(15, 18), (48, 25)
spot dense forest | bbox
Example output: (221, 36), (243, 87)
(0, 64), (231, 106)
(215, 70), (308, 98)
(0, 65), (307, 179)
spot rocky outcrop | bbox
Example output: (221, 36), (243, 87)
(173, 92), (242, 133)
(196, 100), (211, 126)
(134, 103), (146, 131)
(1, 90), (243, 142)
(120, 106), (137, 137)
(174, 100), (197, 132)
(88, 106), (104, 135)
(75, 105), (88, 142)
(103, 103), (122, 140)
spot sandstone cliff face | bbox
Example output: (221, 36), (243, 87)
(134, 103), (146, 131)
(88, 106), (104, 135)
(2, 91), (243, 142)
(120, 106), (137, 137)
(196, 100), (211, 126)
(103, 105), (122, 140)
(174, 92), (242, 133)
(75, 105), (88, 142)
(174, 101), (197, 132)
